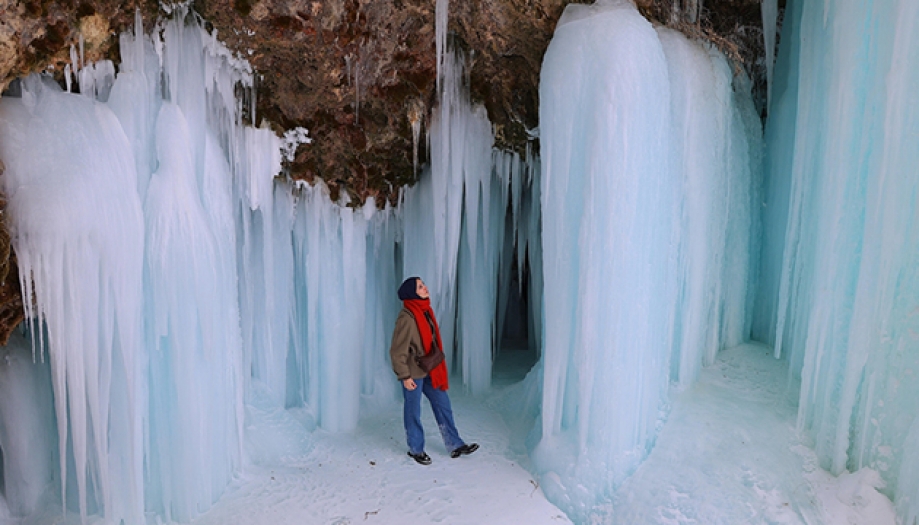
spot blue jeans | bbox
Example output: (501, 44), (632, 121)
(403, 377), (465, 455)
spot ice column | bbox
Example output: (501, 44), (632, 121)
(535, 2), (677, 519)
(142, 103), (244, 521)
(659, 28), (761, 387)
(750, 0), (801, 347)
(535, 0), (762, 518)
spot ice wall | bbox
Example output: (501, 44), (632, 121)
(0, 74), (147, 522)
(0, 8), (273, 521)
(0, 8), (540, 521)
(537, 4), (675, 516)
(535, 1), (761, 519)
(287, 183), (388, 433)
(756, 0), (919, 520)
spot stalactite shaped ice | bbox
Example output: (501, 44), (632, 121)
(435, 0), (449, 91)
(761, 0), (779, 106)
(0, 77), (146, 523)
(106, 11), (161, 200)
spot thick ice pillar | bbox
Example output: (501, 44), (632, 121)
(535, 2), (677, 519)
(143, 103), (244, 520)
(659, 28), (761, 387)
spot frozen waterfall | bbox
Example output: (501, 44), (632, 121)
(0, 7), (533, 522)
(534, 2), (760, 519)
(0, 0), (917, 523)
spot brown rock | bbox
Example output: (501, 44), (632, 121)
(0, 162), (23, 345)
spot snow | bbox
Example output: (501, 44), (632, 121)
(180, 345), (895, 525)
(611, 344), (895, 525)
(189, 387), (573, 525)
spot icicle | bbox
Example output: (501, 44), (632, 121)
(409, 100), (422, 177)
(64, 64), (72, 93)
(762, 0), (778, 107)
(435, 0), (449, 92)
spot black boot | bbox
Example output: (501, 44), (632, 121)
(450, 443), (479, 458)
(408, 451), (432, 465)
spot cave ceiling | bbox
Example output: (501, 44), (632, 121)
(1, 0), (769, 203)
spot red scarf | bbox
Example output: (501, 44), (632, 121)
(403, 298), (449, 390)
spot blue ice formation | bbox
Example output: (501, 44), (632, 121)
(753, 0), (919, 521)
(534, 1), (761, 519)
(0, 6), (533, 523)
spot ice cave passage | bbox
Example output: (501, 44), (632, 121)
(0, 1), (917, 524)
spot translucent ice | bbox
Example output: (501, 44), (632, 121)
(756, 1), (919, 522)
(535, 1), (761, 519)
(537, 2), (678, 517)
(0, 76), (146, 523)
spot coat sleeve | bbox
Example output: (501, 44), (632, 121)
(390, 312), (415, 381)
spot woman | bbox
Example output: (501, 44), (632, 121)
(389, 277), (478, 465)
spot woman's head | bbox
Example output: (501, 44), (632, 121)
(398, 277), (430, 300)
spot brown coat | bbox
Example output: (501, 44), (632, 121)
(389, 308), (429, 380)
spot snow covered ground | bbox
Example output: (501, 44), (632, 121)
(191, 349), (570, 525)
(610, 344), (896, 525)
(180, 344), (895, 525)
(1, 345), (897, 525)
